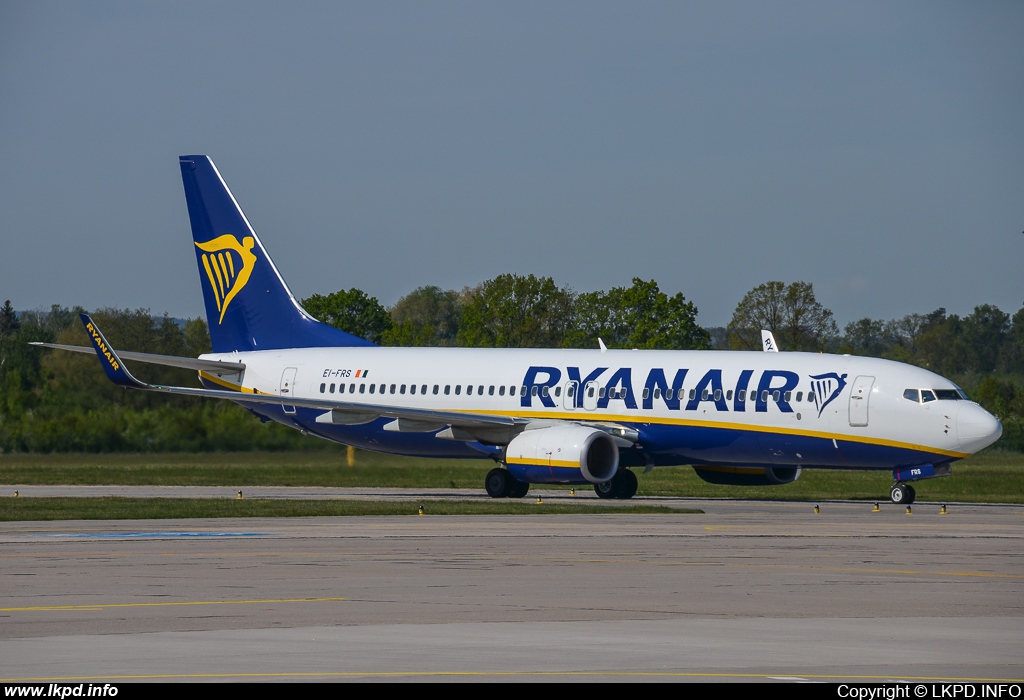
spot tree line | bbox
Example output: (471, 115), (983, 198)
(1, 278), (1021, 453)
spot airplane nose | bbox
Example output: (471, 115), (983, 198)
(957, 402), (1002, 453)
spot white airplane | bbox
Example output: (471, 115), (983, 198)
(38, 155), (1003, 504)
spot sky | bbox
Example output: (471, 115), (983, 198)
(1, 1), (1022, 330)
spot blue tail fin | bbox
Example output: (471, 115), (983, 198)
(179, 155), (375, 352)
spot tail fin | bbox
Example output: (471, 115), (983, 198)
(179, 155), (375, 352)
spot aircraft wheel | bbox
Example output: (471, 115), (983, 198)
(904, 484), (916, 505)
(616, 469), (638, 499)
(594, 480), (617, 499)
(485, 468), (512, 498)
(508, 479), (530, 499)
(890, 482), (908, 504)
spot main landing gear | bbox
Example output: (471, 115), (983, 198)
(890, 482), (916, 505)
(595, 468), (638, 500)
(485, 467), (530, 499)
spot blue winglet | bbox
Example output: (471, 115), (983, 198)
(79, 314), (145, 388)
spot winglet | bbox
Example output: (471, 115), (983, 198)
(79, 314), (146, 387)
(761, 330), (780, 352)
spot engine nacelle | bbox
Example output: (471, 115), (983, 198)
(505, 425), (619, 485)
(693, 465), (802, 486)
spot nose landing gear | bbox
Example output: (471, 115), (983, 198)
(890, 482), (916, 505)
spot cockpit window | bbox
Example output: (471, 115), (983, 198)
(903, 389), (919, 402)
(921, 390), (936, 403)
(934, 389), (962, 400)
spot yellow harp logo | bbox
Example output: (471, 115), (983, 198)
(195, 234), (258, 324)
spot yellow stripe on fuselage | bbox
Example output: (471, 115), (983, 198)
(449, 408), (969, 459)
(198, 371), (261, 395)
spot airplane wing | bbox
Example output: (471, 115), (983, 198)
(72, 313), (523, 432)
(29, 342), (246, 373)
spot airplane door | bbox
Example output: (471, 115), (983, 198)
(563, 381), (578, 411)
(583, 381), (600, 411)
(848, 375), (874, 427)
(280, 367), (298, 415)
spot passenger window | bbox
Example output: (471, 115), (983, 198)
(433, 385), (439, 395)
(643, 388), (650, 400)
(727, 390), (733, 401)
(761, 390), (769, 402)
(738, 390), (745, 402)
(795, 391), (802, 402)
(320, 383), (326, 393)
(400, 384), (406, 394)
(921, 390), (936, 403)
(653, 387), (661, 399)
(499, 386), (505, 396)
(369, 384), (376, 394)
(701, 390), (709, 401)
(359, 384), (366, 394)
(541, 386), (549, 398)
(520, 386), (527, 397)
(421, 385), (427, 394)
(455, 385), (462, 395)
(330, 383), (335, 393)
(903, 389), (919, 402)
(588, 387), (595, 398)
(714, 389), (722, 401)
(489, 386), (495, 396)
(567, 385), (574, 397)
(467, 385), (473, 395)
(478, 385), (484, 395)
(807, 392), (815, 403)
(350, 384), (355, 393)
(444, 385), (450, 395)
(554, 386), (561, 397)
(783, 391), (791, 402)
(665, 389), (673, 400)
(772, 390), (780, 402)
(531, 386), (538, 397)
(689, 390), (696, 400)
(390, 384), (396, 394)
(409, 384), (415, 395)
(339, 384), (346, 394)
(599, 387), (606, 398)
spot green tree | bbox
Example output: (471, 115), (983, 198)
(727, 281), (838, 351)
(840, 318), (893, 357)
(380, 286), (462, 347)
(960, 304), (1010, 374)
(301, 289), (392, 344)
(457, 274), (575, 348)
(0, 300), (19, 337)
(569, 278), (709, 350)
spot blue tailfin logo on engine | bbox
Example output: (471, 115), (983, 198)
(809, 372), (847, 417)
(195, 234), (258, 324)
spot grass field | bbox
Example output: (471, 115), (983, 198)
(0, 497), (686, 521)
(1, 448), (1021, 504)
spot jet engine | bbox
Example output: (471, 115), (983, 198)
(505, 425), (619, 484)
(692, 465), (802, 486)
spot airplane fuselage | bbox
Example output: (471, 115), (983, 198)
(198, 346), (991, 475)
